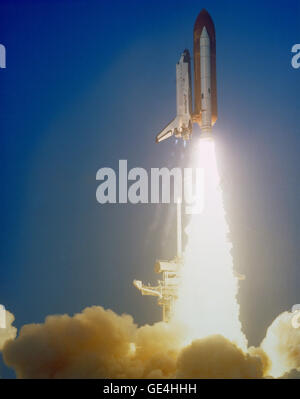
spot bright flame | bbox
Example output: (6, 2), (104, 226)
(174, 138), (247, 351)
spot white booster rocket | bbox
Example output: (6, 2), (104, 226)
(156, 9), (217, 143)
(199, 27), (212, 134)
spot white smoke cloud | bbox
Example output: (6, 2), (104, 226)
(261, 311), (300, 377)
(0, 310), (17, 351)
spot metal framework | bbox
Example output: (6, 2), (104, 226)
(133, 201), (183, 322)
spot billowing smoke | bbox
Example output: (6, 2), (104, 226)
(2, 306), (182, 378)
(2, 306), (267, 379)
(0, 310), (17, 350)
(176, 335), (264, 378)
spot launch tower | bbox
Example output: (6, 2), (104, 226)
(133, 201), (183, 322)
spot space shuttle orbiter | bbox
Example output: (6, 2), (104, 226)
(156, 49), (193, 143)
(156, 9), (217, 143)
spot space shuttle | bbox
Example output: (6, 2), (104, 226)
(156, 9), (217, 143)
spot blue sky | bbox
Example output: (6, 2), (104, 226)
(0, 0), (299, 377)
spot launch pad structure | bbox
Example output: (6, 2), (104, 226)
(133, 201), (183, 322)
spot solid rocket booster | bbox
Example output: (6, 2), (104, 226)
(193, 9), (217, 134)
(199, 28), (212, 132)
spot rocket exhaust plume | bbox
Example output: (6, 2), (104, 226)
(174, 138), (247, 351)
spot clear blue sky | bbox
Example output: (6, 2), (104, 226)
(0, 0), (299, 377)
